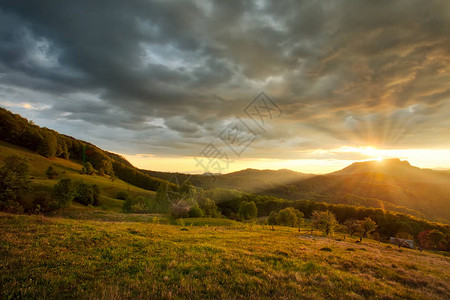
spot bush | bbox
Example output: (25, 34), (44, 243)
(33, 191), (58, 213)
(45, 166), (58, 179)
(188, 204), (204, 218)
(122, 196), (151, 213)
(116, 191), (129, 200)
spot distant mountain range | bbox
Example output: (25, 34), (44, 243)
(1, 106), (449, 223)
(142, 159), (450, 223)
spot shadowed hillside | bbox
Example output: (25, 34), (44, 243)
(262, 159), (450, 223)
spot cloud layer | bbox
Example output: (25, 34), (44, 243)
(0, 0), (449, 165)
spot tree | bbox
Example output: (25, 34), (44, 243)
(154, 182), (170, 213)
(361, 217), (377, 238)
(238, 201), (257, 220)
(92, 184), (100, 206)
(83, 162), (94, 175)
(53, 178), (75, 208)
(295, 210), (304, 228)
(0, 155), (31, 210)
(344, 219), (362, 236)
(418, 230), (445, 250)
(311, 210), (338, 235)
(201, 197), (219, 217)
(74, 182), (94, 205)
(45, 166), (58, 179)
(268, 211), (278, 228)
(277, 207), (298, 227)
(37, 131), (57, 158)
(395, 232), (414, 240)
(122, 197), (133, 213)
(99, 159), (113, 175)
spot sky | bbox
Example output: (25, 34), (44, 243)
(0, 0), (449, 174)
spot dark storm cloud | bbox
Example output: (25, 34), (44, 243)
(0, 0), (449, 157)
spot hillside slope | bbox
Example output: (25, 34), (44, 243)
(264, 159), (450, 222)
(0, 141), (155, 213)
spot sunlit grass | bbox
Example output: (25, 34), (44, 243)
(1, 212), (449, 299)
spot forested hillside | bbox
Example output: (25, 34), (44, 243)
(0, 107), (173, 191)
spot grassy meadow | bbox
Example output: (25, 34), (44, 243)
(1, 212), (449, 299)
(0, 141), (156, 213)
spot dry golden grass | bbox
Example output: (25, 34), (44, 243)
(1, 212), (449, 299)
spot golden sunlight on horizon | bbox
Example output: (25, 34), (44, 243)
(120, 147), (450, 175)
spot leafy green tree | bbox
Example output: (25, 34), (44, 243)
(99, 159), (113, 175)
(83, 162), (94, 175)
(0, 155), (31, 211)
(74, 182), (94, 205)
(154, 182), (170, 213)
(201, 197), (219, 217)
(37, 131), (57, 158)
(361, 217), (377, 238)
(277, 207), (298, 226)
(311, 210), (338, 235)
(268, 211), (278, 226)
(295, 210), (304, 227)
(238, 201), (258, 220)
(53, 178), (75, 208)
(344, 219), (362, 236)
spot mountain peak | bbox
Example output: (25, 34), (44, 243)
(332, 158), (414, 176)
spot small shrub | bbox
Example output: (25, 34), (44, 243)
(116, 191), (129, 200)
(45, 166), (58, 179)
(320, 247), (332, 252)
(33, 191), (58, 213)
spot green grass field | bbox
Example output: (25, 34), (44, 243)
(1, 212), (449, 299)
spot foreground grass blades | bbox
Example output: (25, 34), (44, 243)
(1, 213), (449, 299)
